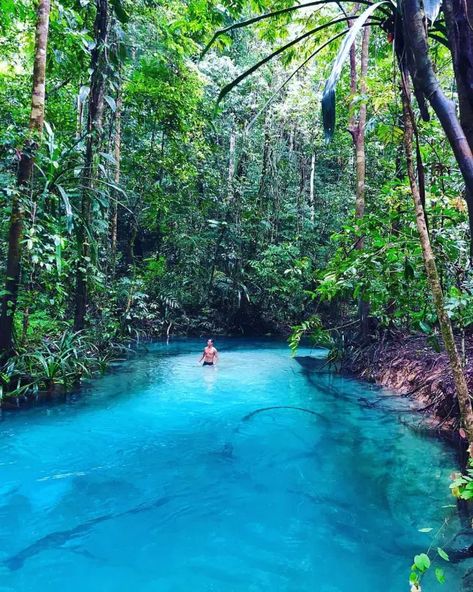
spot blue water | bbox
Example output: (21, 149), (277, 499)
(0, 339), (469, 591)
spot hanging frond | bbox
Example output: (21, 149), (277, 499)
(245, 28), (349, 132)
(321, 1), (386, 141)
(201, 0), (376, 57)
(423, 0), (441, 23)
(217, 16), (355, 103)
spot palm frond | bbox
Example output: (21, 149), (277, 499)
(246, 28), (350, 132)
(423, 0), (441, 23)
(218, 16), (355, 104)
(201, 0), (376, 57)
(321, 1), (386, 141)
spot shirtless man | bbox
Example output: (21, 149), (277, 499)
(199, 339), (218, 366)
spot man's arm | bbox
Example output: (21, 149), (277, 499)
(213, 348), (218, 363)
(198, 350), (205, 363)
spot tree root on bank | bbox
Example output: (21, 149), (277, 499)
(341, 334), (473, 438)
(397, 416), (460, 440)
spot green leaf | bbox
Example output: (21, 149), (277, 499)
(437, 548), (449, 562)
(418, 527), (433, 533)
(414, 553), (430, 572)
(435, 567), (445, 584)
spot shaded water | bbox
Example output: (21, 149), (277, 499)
(0, 339), (469, 591)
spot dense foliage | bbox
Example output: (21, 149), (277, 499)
(1, 0), (473, 399)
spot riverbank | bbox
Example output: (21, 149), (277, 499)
(342, 333), (473, 441)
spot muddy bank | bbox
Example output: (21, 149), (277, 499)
(341, 334), (473, 439)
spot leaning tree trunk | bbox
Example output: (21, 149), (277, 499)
(403, 0), (473, 252)
(0, 0), (51, 358)
(443, 0), (473, 258)
(401, 81), (473, 452)
(73, 0), (109, 331)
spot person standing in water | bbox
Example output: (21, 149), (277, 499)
(199, 339), (218, 366)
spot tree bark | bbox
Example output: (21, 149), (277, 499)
(309, 152), (316, 223)
(403, 0), (473, 254)
(401, 81), (473, 451)
(226, 127), (236, 205)
(354, 25), (370, 221)
(0, 0), (51, 357)
(73, 0), (109, 331)
(207, 128), (236, 296)
(348, 14), (371, 340)
(110, 88), (122, 273)
(443, 0), (473, 257)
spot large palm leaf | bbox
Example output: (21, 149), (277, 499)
(321, 2), (386, 141)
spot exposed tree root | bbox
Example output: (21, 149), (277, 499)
(241, 406), (323, 422)
(341, 334), (473, 440)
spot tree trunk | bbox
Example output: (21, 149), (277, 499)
(401, 81), (473, 451)
(73, 0), (109, 331)
(403, 0), (473, 254)
(348, 16), (371, 340)
(258, 115), (271, 210)
(0, 0), (51, 357)
(443, 0), (473, 257)
(110, 88), (122, 274)
(354, 26), (370, 221)
(207, 128), (236, 296)
(309, 152), (316, 223)
(226, 127), (236, 205)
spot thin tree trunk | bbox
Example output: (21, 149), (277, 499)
(207, 128), (236, 296)
(356, 26), (371, 337)
(348, 17), (371, 340)
(258, 116), (271, 210)
(76, 91), (84, 139)
(110, 88), (122, 273)
(74, 0), (109, 331)
(354, 25), (370, 220)
(401, 81), (473, 451)
(0, 0), (51, 357)
(309, 152), (316, 224)
(226, 128), (236, 205)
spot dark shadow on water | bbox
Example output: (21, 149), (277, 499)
(4, 494), (173, 571)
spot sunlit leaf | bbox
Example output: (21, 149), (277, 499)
(437, 548), (449, 562)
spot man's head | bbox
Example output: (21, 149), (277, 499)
(207, 339), (213, 347)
